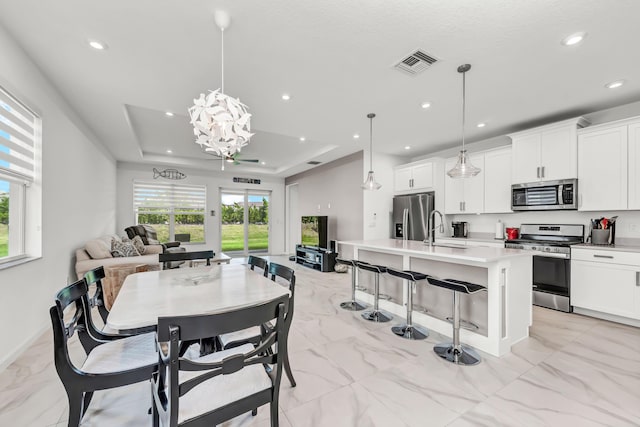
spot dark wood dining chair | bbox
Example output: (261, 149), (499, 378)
(152, 295), (290, 427)
(50, 279), (157, 427)
(248, 255), (269, 277)
(218, 262), (297, 387)
(159, 250), (215, 270)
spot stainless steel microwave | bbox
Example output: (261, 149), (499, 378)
(511, 179), (578, 211)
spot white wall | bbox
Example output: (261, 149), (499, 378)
(285, 152), (364, 245)
(116, 163), (286, 255)
(0, 24), (117, 370)
(363, 152), (406, 240)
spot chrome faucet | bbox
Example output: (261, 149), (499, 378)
(427, 210), (445, 247)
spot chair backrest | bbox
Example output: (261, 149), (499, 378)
(159, 250), (215, 270)
(174, 233), (191, 243)
(267, 262), (296, 321)
(50, 279), (99, 378)
(84, 266), (109, 323)
(153, 295), (289, 426)
(247, 255), (268, 277)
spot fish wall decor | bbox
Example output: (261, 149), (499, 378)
(153, 168), (186, 180)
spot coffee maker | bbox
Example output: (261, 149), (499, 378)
(452, 221), (468, 238)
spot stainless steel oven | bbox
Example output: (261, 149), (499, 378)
(511, 179), (577, 211)
(505, 224), (584, 312)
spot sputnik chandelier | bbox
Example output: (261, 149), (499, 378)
(188, 11), (253, 158)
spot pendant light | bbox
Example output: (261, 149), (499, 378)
(446, 64), (481, 178)
(188, 11), (253, 158)
(361, 113), (382, 190)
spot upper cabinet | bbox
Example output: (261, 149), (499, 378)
(577, 117), (640, 211)
(444, 153), (485, 214)
(509, 117), (589, 184)
(393, 159), (437, 193)
(483, 146), (513, 213)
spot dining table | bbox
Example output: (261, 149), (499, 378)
(107, 263), (290, 331)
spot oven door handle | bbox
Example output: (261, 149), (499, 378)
(532, 252), (570, 259)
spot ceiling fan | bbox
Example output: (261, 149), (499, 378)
(206, 152), (260, 166)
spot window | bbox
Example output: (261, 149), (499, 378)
(0, 85), (39, 264)
(133, 181), (206, 243)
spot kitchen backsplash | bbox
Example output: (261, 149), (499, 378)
(447, 210), (640, 240)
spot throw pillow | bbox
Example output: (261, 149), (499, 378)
(131, 235), (146, 255)
(85, 239), (113, 259)
(111, 238), (140, 258)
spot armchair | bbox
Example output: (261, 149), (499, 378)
(124, 225), (181, 252)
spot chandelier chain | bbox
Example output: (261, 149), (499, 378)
(221, 28), (224, 93)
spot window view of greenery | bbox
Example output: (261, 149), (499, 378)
(301, 217), (319, 246)
(221, 196), (268, 252)
(137, 210), (205, 243)
(0, 189), (7, 258)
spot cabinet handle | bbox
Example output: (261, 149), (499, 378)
(459, 201), (462, 211)
(541, 166), (545, 178)
(593, 254), (614, 259)
(411, 178), (414, 187)
(462, 201), (466, 211)
(636, 272), (640, 287)
(536, 167), (540, 178)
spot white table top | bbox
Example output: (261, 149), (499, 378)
(107, 264), (290, 330)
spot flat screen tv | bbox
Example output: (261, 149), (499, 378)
(301, 215), (329, 249)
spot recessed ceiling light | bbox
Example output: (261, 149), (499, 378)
(166, 149), (173, 154)
(299, 137), (306, 142)
(165, 111), (174, 117)
(88, 40), (108, 50)
(353, 134), (360, 139)
(477, 122), (486, 128)
(282, 94), (291, 101)
(404, 146), (411, 150)
(421, 102), (431, 109)
(605, 80), (625, 89)
(261, 161), (266, 165)
(562, 32), (587, 46)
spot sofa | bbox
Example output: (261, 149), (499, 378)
(75, 234), (162, 280)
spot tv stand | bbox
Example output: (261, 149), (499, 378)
(295, 245), (336, 272)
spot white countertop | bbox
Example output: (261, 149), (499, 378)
(438, 236), (506, 244)
(338, 239), (531, 263)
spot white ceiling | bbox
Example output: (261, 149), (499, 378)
(1, 0), (639, 177)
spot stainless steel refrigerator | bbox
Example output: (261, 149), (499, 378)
(392, 192), (434, 241)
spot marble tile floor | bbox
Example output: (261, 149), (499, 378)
(1, 255), (639, 426)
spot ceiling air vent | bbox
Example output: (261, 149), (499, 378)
(307, 161), (322, 165)
(394, 49), (439, 75)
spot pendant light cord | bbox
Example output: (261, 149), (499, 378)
(461, 69), (466, 151)
(369, 116), (373, 169)
(221, 28), (225, 93)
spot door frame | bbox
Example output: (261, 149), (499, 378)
(219, 188), (271, 256)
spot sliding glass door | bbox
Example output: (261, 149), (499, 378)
(220, 190), (270, 255)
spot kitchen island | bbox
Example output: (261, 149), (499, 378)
(337, 239), (533, 357)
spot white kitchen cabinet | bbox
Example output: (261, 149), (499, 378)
(444, 153), (484, 214)
(577, 125), (628, 211)
(394, 161), (434, 193)
(628, 122), (640, 209)
(510, 117), (588, 184)
(483, 146), (512, 213)
(571, 247), (640, 323)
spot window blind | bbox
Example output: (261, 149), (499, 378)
(0, 86), (37, 183)
(134, 181), (206, 213)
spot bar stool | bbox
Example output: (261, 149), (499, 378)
(427, 277), (486, 365)
(356, 261), (392, 323)
(335, 258), (367, 311)
(385, 268), (429, 340)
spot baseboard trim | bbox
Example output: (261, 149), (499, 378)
(0, 324), (49, 373)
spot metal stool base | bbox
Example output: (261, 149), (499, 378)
(361, 310), (392, 323)
(445, 316), (479, 330)
(391, 324), (428, 340)
(340, 300), (367, 311)
(433, 342), (481, 366)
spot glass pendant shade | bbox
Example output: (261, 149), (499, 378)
(362, 113), (382, 190)
(446, 64), (481, 179)
(361, 170), (382, 190)
(447, 150), (481, 178)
